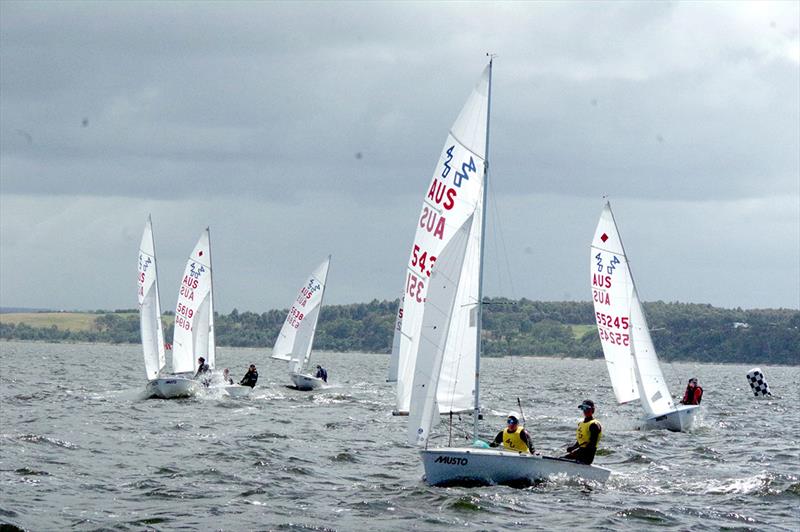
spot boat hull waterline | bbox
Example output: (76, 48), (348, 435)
(642, 404), (699, 432)
(420, 447), (612, 486)
(223, 384), (252, 398)
(290, 372), (325, 391)
(146, 376), (199, 399)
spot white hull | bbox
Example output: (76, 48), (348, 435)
(223, 384), (252, 398)
(290, 372), (325, 391)
(420, 447), (611, 487)
(145, 376), (199, 399)
(642, 404), (699, 432)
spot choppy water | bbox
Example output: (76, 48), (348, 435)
(1, 341), (798, 531)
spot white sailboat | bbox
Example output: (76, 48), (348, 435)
(386, 295), (404, 383)
(590, 202), (698, 431)
(146, 229), (217, 399)
(406, 60), (611, 486)
(271, 256), (332, 391)
(137, 216), (169, 394)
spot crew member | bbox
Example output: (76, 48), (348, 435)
(240, 364), (258, 388)
(564, 400), (602, 465)
(222, 368), (234, 385)
(315, 364), (328, 383)
(194, 357), (209, 379)
(680, 378), (703, 405)
(489, 412), (534, 454)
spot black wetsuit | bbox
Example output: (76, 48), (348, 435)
(240, 369), (258, 388)
(194, 363), (209, 379)
(315, 367), (328, 382)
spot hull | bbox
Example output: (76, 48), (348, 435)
(642, 404), (699, 432)
(224, 384), (252, 398)
(145, 376), (199, 399)
(290, 372), (325, 391)
(420, 447), (611, 487)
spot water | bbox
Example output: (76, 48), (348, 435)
(1, 341), (798, 531)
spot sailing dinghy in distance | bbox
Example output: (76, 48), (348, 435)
(590, 202), (698, 431)
(406, 60), (611, 486)
(137, 216), (172, 397)
(271, 256), (332, 391)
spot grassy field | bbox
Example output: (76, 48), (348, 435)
(0, 312), (134, 332)
(568, 324), (595, 339)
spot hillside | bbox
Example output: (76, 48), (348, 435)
(1, 300), (797, 365)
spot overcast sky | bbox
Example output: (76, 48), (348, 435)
(1, 1), (798, 313)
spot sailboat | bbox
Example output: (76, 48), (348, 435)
(137, 216), (169, 395)
(590, 202), (699, 431)
(271, 256), (332, 391)
(405, 59), (611, 486)
(145, 229), (216, 399)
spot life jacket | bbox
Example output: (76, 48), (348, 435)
(502, 426), (530, 453)
(682, 386), (703, 405)
(576, 419), (602, 448)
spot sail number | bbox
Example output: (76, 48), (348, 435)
(175, 315), (191, 331)
(411, 245), (437, 278)
(286, 306), (305, 329)
(597, 327), (629, 347)
(406, 272), (425, 303)
(595, 312), (628, 330)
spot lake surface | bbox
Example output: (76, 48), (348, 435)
(1, 341), (798, 531)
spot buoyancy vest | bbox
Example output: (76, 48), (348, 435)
(502, 426), (530, 453)
(576, 419), (602, 448)
(682, 386), (703, 405)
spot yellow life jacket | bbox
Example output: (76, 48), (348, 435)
(576, 419), (602, 448)
(502, 426), (530, 453)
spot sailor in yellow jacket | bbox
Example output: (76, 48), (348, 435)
(489, 412), (534, 453)
(564, 399), (602, 464)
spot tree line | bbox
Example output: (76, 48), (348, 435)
(1, 299), (797, 365)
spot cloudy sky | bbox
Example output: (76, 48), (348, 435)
(1, 1), (798, 313)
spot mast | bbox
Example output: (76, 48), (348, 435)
(150, 214), (165, 374)
(473, 55), (493, 440)
(206, 227), (216, 367)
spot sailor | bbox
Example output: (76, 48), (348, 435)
(315, 364), (328, 383)
(489, 412), (534, 454)
(222, 368), (234, 385)
(239, 364), (258, 388)
(193, 357), (210, 379)
(679, 378), (703, 405)
(564, 399), (602, 465)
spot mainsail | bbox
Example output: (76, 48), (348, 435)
(172, 229), (214, 374)
(395, 65), (490, 415)
(272, 256), (331, 374)
(137, 216), (166, 380)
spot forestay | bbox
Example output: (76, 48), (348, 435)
(137, 216), (166, 380)
(272, 256), (331, 374)
(395, 66), (489, 415)
(172, 229), (215, 374)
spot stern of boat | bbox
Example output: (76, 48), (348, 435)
(290, 372), (324, 391)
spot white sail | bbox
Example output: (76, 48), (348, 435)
(590, 202), (673, 414)
(137, 216), (166, 380)
(408, 215), (474, 446)
(395, 65), (490, 414)
(172, 228), (214, 374)
(272, 256), (331, 374)
(387, 295), (404, 382)
(629, 292), (675, 416)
